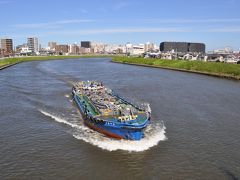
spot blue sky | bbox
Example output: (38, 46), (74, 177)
(1, 0), (240, 50)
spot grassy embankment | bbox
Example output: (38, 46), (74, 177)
(0, 55), (112, 69)
(112, 56), (240, 80)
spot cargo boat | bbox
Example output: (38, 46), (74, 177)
(72, 81), (151, 140)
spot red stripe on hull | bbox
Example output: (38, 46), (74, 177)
(84, 121), (123, 140)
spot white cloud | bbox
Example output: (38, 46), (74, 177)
(5, 26), (240, 41)
(40, 26), (240, 36)
(46, 27), (189, 35)
(11, 18), (240, 31)
(79, 9), (88, 13)
(141, 18), (240, 24)
(56, 19), (93, 24)
(113, 2), (129, 10)
(206, 27), (240, 32)
(12, 19), (94, 29)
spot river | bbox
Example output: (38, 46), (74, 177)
(0, 58), (239, 179)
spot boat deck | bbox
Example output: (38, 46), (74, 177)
(74, 81), (148, 125)
(77, 95), (100, 116)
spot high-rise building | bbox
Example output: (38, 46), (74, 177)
(69, 44), (80, 54)
(48, 42), (57, 50)
(0, 38), (13, 54)
(55, 45), (69, 54)
(91, 42), (105, 53)
(0, 49), (4, 57)
(144, 42), (155, 52)
(27, 37), (39, 52)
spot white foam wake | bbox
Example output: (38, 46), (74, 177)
(64, 94), (70, 98)
(39, 110), (167, 152)
(39, 110), (89, 131)
(73, 124), (166, 152)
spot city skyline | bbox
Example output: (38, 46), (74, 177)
(1, 0), (240, 50)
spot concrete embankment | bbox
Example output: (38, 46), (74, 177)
(0, 62), (21, 70)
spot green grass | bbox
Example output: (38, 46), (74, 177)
(0, 55), (113, 68)
(112, 56), (240, 80)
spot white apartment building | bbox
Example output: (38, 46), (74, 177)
(91, 42), (105, 53)
(21, 47), (32, 54)
(126, 43), (145, 56)
(27, 37), (39, 53)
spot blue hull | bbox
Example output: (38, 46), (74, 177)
(85, 120), (144, 140)
(73, 93), (149, 140)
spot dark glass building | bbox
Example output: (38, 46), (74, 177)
(81, 41), (91, 48)
(160, 42), (205, 53)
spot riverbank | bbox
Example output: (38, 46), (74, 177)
(0, 55), (112, 70)
(111, 57), (240, 80)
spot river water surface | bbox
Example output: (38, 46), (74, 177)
(0, 58), (240, 179)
